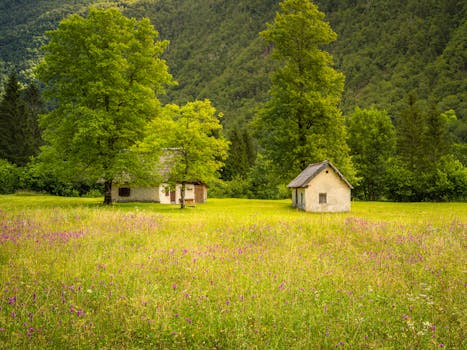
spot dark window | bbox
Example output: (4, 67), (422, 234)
(319, 193), (327, 204)
(119, 187), (131, 197)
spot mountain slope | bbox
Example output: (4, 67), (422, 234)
(0, 0), (465, 134)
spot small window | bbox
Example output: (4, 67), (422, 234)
(300, 192), (304, 205)
(119, 187), (131, 197)
(319, 193), (327, 204)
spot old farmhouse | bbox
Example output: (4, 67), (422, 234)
(287, 160), (352, 212)
(111, 182), (207, 204)
(111, 149), (207, 204)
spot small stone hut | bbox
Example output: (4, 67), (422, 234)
(287, 160), (352, 212)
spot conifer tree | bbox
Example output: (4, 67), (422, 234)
(0, 73), (30, 165)
(396, 93), (427, 172)
(22, 83), (44, 160)
(423, 103), (454, 166)
(223, 127), (256, 180)
(0, 73), (21, 162)
(0, 75), (44, 166)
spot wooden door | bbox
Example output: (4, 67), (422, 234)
(194, 185), (205, 203)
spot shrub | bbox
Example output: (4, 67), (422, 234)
(0, 159), (19, 194)
(19, 162), (90, 197)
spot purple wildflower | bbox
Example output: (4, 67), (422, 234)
(27, 327), (34, 337)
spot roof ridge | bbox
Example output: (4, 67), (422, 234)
(287, 160), (353, 189)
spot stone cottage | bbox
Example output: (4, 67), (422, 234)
(287, 160), (352, 212)
(111, 182), (207, 204)
(111, 149), (207, 204)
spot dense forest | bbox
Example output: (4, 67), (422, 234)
(0, 0), (466, 201)
(1, 0), (465, 124)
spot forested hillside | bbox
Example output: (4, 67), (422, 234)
(1, 0), (465, 127)
(0, 0), (465, 200)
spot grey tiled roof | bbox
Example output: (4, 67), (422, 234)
(287, 160), (353, 189)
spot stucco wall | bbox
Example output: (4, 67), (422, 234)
(158, 184), (197, 204)
(111, 185), (160, 203)
(112, 183), (204, 204)
(304, 165), (351, 212)
(291, 188), (306, 210)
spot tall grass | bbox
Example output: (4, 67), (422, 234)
(1, 195), (465, 349)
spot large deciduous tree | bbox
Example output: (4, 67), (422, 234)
(36, 7), (174, 204)
(254, 0), (353, 181)
(147, 100), (229, 209)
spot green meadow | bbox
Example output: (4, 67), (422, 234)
(0, 195), (465, 349)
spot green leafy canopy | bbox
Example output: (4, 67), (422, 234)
(254, 0), (353, 181)
(36, 7), (174, 202)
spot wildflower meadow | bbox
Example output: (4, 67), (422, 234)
(0, 194), (465, 349)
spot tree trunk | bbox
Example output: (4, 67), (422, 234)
(180, 182), (186, 209)
(103, 180), (113, 205)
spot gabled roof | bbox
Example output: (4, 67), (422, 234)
(287, 160), (353, 189)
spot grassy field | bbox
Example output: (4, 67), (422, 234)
(0, 194), (465, 349)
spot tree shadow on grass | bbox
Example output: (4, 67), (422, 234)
(0, 193), (102, 211)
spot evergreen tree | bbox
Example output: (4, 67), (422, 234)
(396, 93), (426, 172)
(222, 127), (256, 180)
(0, 73), (30, 166)
(0, 73), (21, 162)
(254, 0), (353, 181)
(22, 83), (44, 160)
(391, 95), (466, 201)
(423, 103), (455, 166)
(0, 75), (44, 166)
